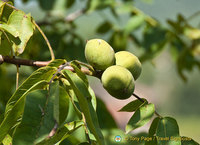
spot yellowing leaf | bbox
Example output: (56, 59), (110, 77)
(184, 27), (200, 40)
(0, 10), (35, 55)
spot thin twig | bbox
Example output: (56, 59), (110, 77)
(82, 113), (91, 144)
(132, 93), (162, 118)
(33, 20), (55, 60)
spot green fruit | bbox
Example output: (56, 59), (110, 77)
(115, 51), (142, 80)
(101, 65), (135, 100)
(85, 39), (115, 70)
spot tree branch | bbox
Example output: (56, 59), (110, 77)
(0, 55), (93, 76)
(0, 55), (50, 67)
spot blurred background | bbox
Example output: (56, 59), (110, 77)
(0, 0), (200, 144)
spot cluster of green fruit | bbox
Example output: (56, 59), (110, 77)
(85, 39), (142, 100)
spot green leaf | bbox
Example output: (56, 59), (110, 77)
(96, 21), (112, 34)
(12, 89), (53, 145)
(70, 61), (88, 86)
(70, 61), (97, 110)
(118, 98), (147, 112)
(5, 66), (57, 115)
(140, 26), (167, 62)
(59, 123), (93, 145)
(61, 78), (82, 119)
(0, 23), (18, 37)
(0, 31), (12, 55)
(50, 81), (69, 125)
(0, 66), (56, 142)
(126, 103), (155, 133)
(181, 136), (199, 145)
(88, 86), (97, 111)
(0, 10), (35, 55)
(124, 15), (145, 35)
(61, 70), (105, 145)
(96, 98), (117, 129)
(0, 80), (47, 143)
(36, 121), (84, 145)
(149, 117), (160, 136)
(47, 59), (66, 68)
(156, 117), (181, 145)
(145, 117), (160, 145)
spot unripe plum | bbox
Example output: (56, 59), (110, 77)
(115, 51), (142, 80)
(101, 65), (135, 100)
(85, 39), (115, 70)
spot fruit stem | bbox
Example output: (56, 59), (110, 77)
(132, 93), (163, 118)
(73, 60), (95, 72)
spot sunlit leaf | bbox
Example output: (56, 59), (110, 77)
(184, 27), (200, 40)
(0, 10), (35, 55)
(62, 70), (105, 145)
(36, 120), (83, 145)
(126, 103), (155, 133)
(47, 59), (66, 68)
(0, 2), (13, 23)
(2, 134), (12, 145)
